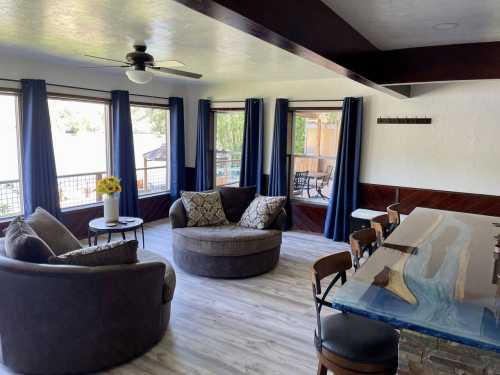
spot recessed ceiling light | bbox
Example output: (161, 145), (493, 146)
(433, 22), (459, 30)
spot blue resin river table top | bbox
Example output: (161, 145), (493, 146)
(332, 207), (500, 352)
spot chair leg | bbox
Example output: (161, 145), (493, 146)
(317, 361), (327, 375)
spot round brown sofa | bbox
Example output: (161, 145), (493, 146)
(0, 240), (175, 375)
(169, 198), (285, 278)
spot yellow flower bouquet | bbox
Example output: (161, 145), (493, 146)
(96, 176), (122, 196)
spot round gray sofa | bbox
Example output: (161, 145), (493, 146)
(169, 198), (286, 278)
(0, 239), (175, 375)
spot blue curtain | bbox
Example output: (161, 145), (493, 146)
(268, 99), (289, 197)
(195, 99), (213, 191)
(239, 98), (264, 193)
(169, 97), (186, 200)
(324, 97), (363, 242)
(21, 79), (61, 218)
(111, 90), (139, 217)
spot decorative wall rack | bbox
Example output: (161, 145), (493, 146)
(377, 116), (432, 124)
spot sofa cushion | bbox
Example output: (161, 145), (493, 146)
(239, 196), (287, 229)
(218, 185), (256, 223)
(181, 191), (229, 227)
(26, 207), (82, 255)
(4, 217), (55, 263)
(173, 224), (281, 256)
(48, 240), (138, 266)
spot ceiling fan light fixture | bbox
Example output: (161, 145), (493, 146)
(126, 68), (153, 84)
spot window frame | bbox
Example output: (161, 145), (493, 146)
(212, 107), (245, 188)
(129, 102), (171, 198)
(0, 91), (23, 219)
(47, 94), (111, 210)
(288, 106), (343, 206)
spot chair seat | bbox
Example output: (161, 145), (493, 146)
(319, 313), (399, 365)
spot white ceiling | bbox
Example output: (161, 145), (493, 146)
(0, 0), (339, 83)
(323, 0), (500, 50)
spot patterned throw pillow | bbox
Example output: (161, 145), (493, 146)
(181, 191), (229, 227)
(48, 240), (138, 266)
(239, 196), (286, 229)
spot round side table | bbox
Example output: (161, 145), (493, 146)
(88, 217), (145, 247)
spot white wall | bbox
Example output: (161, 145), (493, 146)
(189, 78), (500, 196)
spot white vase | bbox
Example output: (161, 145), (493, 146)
(103, 194), (120, 223)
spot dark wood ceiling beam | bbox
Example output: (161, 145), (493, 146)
(173, 0), (411, 99)
(340, 41), (500, 85)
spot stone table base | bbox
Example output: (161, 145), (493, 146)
(398, 330), (500, 375)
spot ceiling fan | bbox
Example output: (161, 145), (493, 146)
(84, 45), (202, 84)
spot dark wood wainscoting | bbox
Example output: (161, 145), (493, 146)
(0, 193), (171, 240)
(290, 201), (327, 233)
(360, 183), (500, 217)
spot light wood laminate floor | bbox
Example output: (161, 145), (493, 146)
(1, 219), (350, 375)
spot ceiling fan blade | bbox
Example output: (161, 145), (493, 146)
(84, 54), (130, 64)
(150, 66), (202, 79)
(78, 65), (130, 68)
(154, 59), (185, 68)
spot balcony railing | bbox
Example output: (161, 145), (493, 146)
(0, 179), (22, 217)
(216, 159), (241, 187)
(136, 166), (168, 195)
(0, 166), (169, 216)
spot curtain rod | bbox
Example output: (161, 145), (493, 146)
(0, 78), (171, 101)
(288, 99), (344, 102)
(210, 100), (246, 103)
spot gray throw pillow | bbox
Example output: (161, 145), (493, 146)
(218, 186), (256, 223)
(26, 207), (82, 255)
(48, 240), (138, 267)
(181, 191), (229, 227)
(4, 217), (55, 263)
(239, 196), (287, 229)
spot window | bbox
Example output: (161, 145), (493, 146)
(48, 98), (109, 208)
(130, 105), (169, 196)
(0, 93), (22, 218)
(290, 110), (342, 204)
(214, 110), (245, 187)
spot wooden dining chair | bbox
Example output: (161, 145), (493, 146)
(312, 252), (399, 375)
(370, 214), (391, 247)
(349, 228), (377, 270)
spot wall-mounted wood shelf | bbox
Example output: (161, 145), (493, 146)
(377, 117), (431, 124)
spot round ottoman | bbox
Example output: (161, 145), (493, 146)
(172, 224), (282, 278)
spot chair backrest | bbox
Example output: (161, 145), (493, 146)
(387, 203), (401, 225)
(293, 171), (309, 190)
(371, 214), (390, 245)
(311, 252), (352, 350)
(324, 164), (333, 181)
(349, 228), (377, 258)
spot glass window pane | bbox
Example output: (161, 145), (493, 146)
(319, 112), (341, 157)
(291, 110), (341, 205)
(131, 106), (169, 195)
(48, 99), (108, 208)
(0, 94), (22, 217)
(215, 111), (244, 187)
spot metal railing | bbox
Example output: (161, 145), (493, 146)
(0, 166), (169, 216)
(216, 159), (241, 187)
(0, 179), (22, 217)
(136, 166), (167, 195)
(57, 171), (106, 208)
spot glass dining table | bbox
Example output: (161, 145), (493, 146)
(332, 207), (500, 374)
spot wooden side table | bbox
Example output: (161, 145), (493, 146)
(88, 217), (145, 247)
